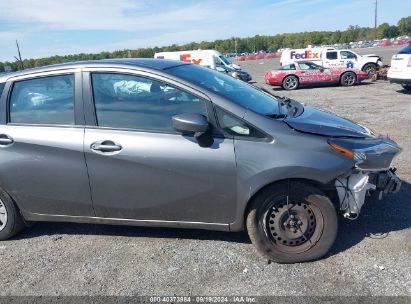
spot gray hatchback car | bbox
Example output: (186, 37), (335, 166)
(0, 59), (402, 263)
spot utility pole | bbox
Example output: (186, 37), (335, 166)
(14, 40), (24, 70)
(374, 0), (378, 39)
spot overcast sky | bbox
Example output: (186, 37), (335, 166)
(0, 0), (409, 61)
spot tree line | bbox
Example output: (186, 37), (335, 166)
(1, 16), (410, 72)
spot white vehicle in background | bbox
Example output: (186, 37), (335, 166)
(388, 43), (411, 92)
(154, 50), (242, 71)
(280, 48), (383, 75)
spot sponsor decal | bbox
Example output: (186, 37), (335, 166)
(346, 61), (354, 68)
(180, 54), (202, 64)
(290, 50), (321, 60)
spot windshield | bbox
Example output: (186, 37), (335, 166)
(218, 55), (231, 65)
(166, 64), (281, 116)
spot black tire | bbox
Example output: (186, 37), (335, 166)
(402, 85), (411, 93)
(282, 75), (299, 90)
(362, 63), (377, 76)
(246, 182), (338, 263)
(340, 71), (357, 86)
(0, 189), (25, 240)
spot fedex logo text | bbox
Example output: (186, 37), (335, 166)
(180, 54), (202, 64)
(290, 50), (321, 60)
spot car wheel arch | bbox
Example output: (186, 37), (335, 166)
(241, 178), (339, 230)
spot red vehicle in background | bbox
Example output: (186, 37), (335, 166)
(265, 61), (369, 90)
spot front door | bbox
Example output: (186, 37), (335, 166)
(83, 71), (237, 224)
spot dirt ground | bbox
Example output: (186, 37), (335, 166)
(1, 46), (410, 297)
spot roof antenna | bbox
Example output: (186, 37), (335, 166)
(14, 40), (24, 70)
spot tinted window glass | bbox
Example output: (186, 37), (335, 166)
(0, 82), (5, 97)
(298, 62), (322, 70)
(91, 73), (207, 132)
(279, 64), (296, 70)
(216, 107), (266, 139)
(340, 51), (356, 59)
(398, 44), (411, 54)
(167, 64), (281, 116)
(9, 75), (74, 125)
(326, 51), (338, 60)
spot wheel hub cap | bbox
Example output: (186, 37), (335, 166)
(267, 202), (316, 247)
(0, 199), (7, 231)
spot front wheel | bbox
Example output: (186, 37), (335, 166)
(282, 75), (299, 90)
(246, 182), (338, 263)
(362, 63), (377, 77)
(340, 71), (357, 86)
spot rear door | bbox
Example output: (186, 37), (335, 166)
(82, 69), (237, 224)
(0, 70), (94, 216)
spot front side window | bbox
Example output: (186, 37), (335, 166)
(278, 64), (296, 70)
(340, 51), (357, 59)
(326, 51), (338, 60)
(298, 62), (322, 70)
(91, 73), (207, 132)
(9, 74), (74, 125)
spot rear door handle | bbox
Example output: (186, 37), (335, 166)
(0, 135), (14, 146)
(91, 140), (122, 153)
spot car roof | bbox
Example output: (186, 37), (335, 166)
(0, 59), (188, 82)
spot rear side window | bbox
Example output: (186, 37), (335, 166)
(9, 74), (75, 125)
(326, 52), (338, 60)
(398, 45), (411, 55)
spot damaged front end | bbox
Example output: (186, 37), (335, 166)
(328, 137), (402, 219)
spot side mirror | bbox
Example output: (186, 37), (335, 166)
(319, 68), (324, 72)
(216, 66), (227, 73)
(172, 113), (213, 147)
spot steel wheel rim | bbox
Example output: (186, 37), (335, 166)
(0, 199), (7, 231)
(262, 195), (324, 254)
(343, 73), (355, 85)
(284, 77), (297, 89)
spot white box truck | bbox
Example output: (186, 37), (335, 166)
(280, 48), (383, 75)
(154, 50), (242, 71)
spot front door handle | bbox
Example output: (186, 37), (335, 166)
(0, 135), (14, 146)
(91, 140), (122, 152)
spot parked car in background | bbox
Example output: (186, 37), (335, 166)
(154, 49), (242, 71)
(388, 43), (411, 92)
(0, 59), (401, 263)
(280, 48), (383, 76)
(216, 65), (252, 82)
(265, 61), (368, 90)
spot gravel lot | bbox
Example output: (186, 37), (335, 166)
(1, 47), (410, 297)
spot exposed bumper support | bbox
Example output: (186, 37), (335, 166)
(335, 168), (402, 219)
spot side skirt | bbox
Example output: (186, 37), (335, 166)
(21, 211), (230, 232)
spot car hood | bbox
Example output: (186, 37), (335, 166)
(284, 106), (374, 138)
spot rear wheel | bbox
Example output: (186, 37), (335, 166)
(246, 182), (338, 263)
(340, 71), (357, 86)
(282, 75), (299, 90)
(0, 190), (25, 240)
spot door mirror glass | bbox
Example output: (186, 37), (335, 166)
(172, 113), (209, 134)
(216, 66), (227, 73)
